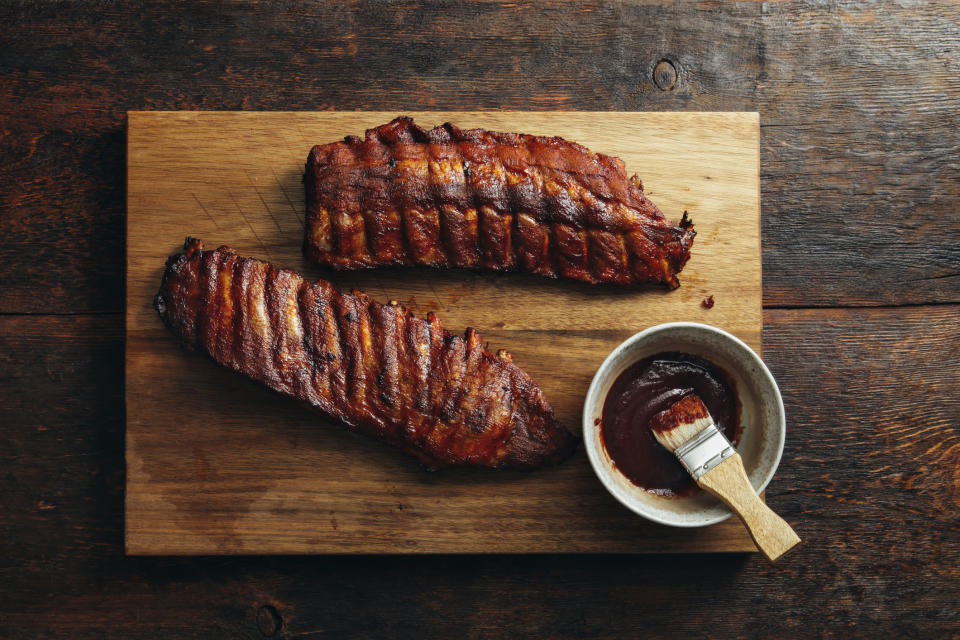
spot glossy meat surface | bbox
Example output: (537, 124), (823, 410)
(154, 238), (577, 469)
(304, 116), (695, 287)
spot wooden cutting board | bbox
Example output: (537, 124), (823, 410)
(126, 111), (762, 554)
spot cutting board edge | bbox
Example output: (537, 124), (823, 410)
(124, 111), (763, 555)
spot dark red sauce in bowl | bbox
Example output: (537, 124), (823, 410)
(599, 352), (740, 496)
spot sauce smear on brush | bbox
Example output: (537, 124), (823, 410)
(599, 352), (740, 496)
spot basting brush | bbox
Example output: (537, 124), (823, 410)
(649, 394), (801, 562)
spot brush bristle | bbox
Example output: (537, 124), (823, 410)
(649, 394), (715, 453)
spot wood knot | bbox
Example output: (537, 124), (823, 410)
(653, 59), (678, 91)
(257, 604), (282, 637)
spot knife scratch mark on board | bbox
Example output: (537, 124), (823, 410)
(192, 192), (221, 230)
(245, 169), (285, 236)
(271, 165), (304, 228)
(229, 192), (272, 262)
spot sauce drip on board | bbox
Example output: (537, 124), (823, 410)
(599, 352), (740, 496)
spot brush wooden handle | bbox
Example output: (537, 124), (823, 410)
(697, 453), (801, 562)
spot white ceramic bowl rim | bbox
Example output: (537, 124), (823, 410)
(582, 322), (786, 528)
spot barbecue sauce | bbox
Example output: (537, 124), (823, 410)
(599, 352), (740, 496)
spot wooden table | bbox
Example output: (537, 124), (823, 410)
(1, 2), (957, 637)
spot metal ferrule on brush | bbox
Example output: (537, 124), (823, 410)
(674, 423), (736, 480)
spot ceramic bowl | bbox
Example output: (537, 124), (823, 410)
(582, 322), (786, 528)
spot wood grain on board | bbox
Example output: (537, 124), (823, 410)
(125, 111), (762, 554)
(5, 1), (960, 636)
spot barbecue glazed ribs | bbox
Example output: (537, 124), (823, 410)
(304, 117), (695, 288)
(154, 238), (577, 469)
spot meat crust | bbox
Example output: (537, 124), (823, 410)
(154, 238), (577, 469)
(304, 116), (695, 287)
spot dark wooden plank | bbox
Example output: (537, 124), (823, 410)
(3, 1), (956, 312)
(0, 0), (762, 314)
(1, 308), (956, 638)
(758, 3), (960, 306)
(1, 0), (958, 637)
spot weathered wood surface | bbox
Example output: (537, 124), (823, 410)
(2, 1), (958, 312)
(3, 308), (957, 637)
(126, 111), (761, 554)
(1, 0), (958, 637)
